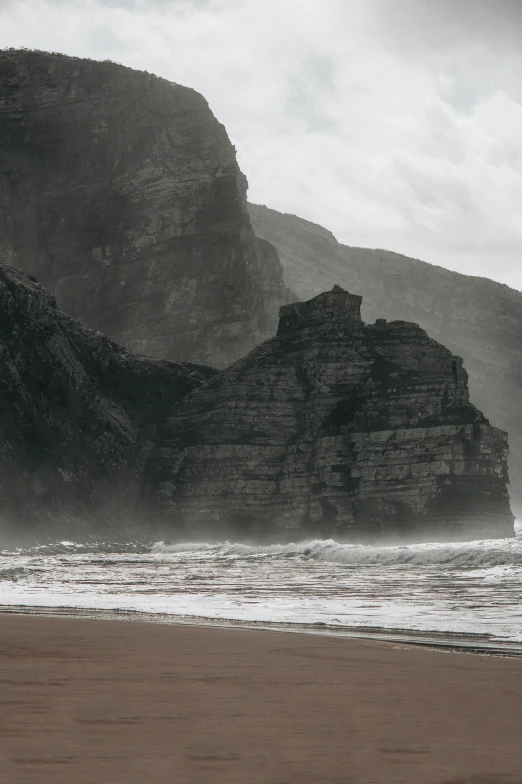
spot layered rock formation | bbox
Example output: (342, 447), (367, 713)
(248, 202), (522, 515)
(0, 262), (513, 542)
(0, 49), (291, 368)
(0, 261), (215, 538)
(148, 287), (514, 543)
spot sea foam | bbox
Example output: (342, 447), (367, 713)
(151, 534), (522, 569)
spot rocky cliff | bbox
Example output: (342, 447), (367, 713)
(0, 49), (292, 368)
(0, 264), (512, 542)
(148, 287), (514, 543)
(248, 203), (522, 516)
(0, 261), (215, 538)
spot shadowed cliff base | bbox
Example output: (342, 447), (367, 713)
(0, 261), (215, 537)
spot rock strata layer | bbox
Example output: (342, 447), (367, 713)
(0, 49), (291, 368)
(0, 262), (215, 537)
(149, 286), (514, 543)
(248, 202), (522, 515)
(0, 266), (513, 542)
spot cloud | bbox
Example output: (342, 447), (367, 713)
(374, 0), (522, 52)
(0, 0), (521, 289)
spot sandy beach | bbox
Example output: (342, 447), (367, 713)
(0, 614), (521, 784)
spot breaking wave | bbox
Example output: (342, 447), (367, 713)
(0, 540), (152, 557)
(152, 534), (522, 569)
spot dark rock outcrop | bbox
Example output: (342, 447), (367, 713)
(0, 265), (513, 542)
(0, 261), (215, 537)
(248, 202), (522, 515)
(0, 49), (292, 368)
(148, 286), (514, 543)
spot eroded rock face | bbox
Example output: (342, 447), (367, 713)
(0, 49), (291, 368)
(248, 202), (522, 516)
(0, 265), (513, 543)
(0, 262), (215, 538)
(148, 287), (514, 543)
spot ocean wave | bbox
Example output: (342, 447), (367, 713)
(3, 527), (520, 569)
(151, 535), (522, 568)
(0, 540), (152, 557)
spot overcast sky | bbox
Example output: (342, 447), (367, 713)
(1, 0), (521, 289)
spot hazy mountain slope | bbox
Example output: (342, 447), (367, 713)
(248, 202), (522, 514)
(0, 49), (292, 368)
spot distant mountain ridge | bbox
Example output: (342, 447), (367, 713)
(248, 202), (522, 515)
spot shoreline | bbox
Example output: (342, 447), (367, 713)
(1, 612), (522, 783)
(2, 602), (522, 658)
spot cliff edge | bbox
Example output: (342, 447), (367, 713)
(0, 49), (292, 368)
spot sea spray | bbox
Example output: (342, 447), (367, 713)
(151, 537), (522, 569)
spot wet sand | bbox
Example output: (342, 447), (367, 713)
(1, 614), (521, 784)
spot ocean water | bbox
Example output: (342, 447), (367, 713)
(1, 532), (522, 648)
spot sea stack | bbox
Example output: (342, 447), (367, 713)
(0, 49), (292, 367)
(148, 286), (514, 542)
(248, 201), (522, 519)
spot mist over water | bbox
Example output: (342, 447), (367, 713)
(1, 529), (521, 646)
